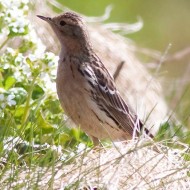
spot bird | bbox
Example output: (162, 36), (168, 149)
(37, 12), (153, 145)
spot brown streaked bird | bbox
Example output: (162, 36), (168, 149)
(37, 12), (153, 145)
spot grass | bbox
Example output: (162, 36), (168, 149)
(0, 0), (190, 189)
(0, 139), (190, 189)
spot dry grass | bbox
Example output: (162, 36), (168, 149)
(1, 140), (189, 189)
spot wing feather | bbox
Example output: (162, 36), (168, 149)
(79, 57), (152, 138)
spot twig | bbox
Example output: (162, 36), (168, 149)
(113, 61), (125, 81)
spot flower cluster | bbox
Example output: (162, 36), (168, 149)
(0, 0), (29, 37)
(0, 0), (90, 151)
(0, 93), (16, 108)
(0, 0), (59, 138)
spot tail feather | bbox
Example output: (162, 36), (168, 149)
(139, 120), (154, 138)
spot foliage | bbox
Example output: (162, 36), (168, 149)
(0, 0), (92, 166)
(0, 0), (190, 189)
(0, 0), (189, 159)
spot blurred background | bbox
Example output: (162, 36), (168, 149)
(58, 0), (190, 54)
(56, 0), (190, 128)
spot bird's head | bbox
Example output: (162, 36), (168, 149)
(37, 12), (91, 53)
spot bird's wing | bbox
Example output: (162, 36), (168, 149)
(79, 59), (142, 137)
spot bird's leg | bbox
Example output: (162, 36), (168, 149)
(91, 136), (101, 146)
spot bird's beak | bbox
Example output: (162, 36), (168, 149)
(37, 15), (52, 23)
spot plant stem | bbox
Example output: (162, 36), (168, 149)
(21, 75), (38, 126)
(0, 37), (10, 50)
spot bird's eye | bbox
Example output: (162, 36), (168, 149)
(60, 20), (66, 26)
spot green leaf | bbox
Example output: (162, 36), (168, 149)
(8, 25), (28, 38)
(59, 133), (71, 145)
(32, 84), (44, 99)
(70, 128), (81, 141)
(183, 152), (190, 161)
(15, 105), (25, 117)
(5, 76), (16, 90)
(37, 111), (54, 133)
(45, 99), (62, 114)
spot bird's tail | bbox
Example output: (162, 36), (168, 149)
(133, 117), (154, 139)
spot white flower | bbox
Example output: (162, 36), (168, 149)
(21, 59), (31, 77)
(14, 71), (21, 78)
(24, 29), (46, 57)
(9, 17), (28, 34)
(7, 47), (15, 54)
(0, 93), (17, 108)
(28, 54), (37, 62)
(3, 63), (10, 69)
(0, 12), (5, 17)
(69, 152), (75, 158)
(7, 94), (16, 106)
(23, 5), (29, 11)
(39, 73), (56, 92)
(18, 27), (25, 33)
(12, 27), (18, 33)
(7, 7), (23, 20)
(4, 16), (11, 23)
(45, 52), (55, 60)
(1, 103), (6, 108)
(77, 143), (86, 153)
(0, 94), (5, 101)
(51, 145), (62, 156)
(1, 1), (18, 8)
(0, 94), (6, 108)
(21, 0), (29, 4)
(15, 53), (24, 63)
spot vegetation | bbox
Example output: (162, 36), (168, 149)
(0, 0), (189, 189)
